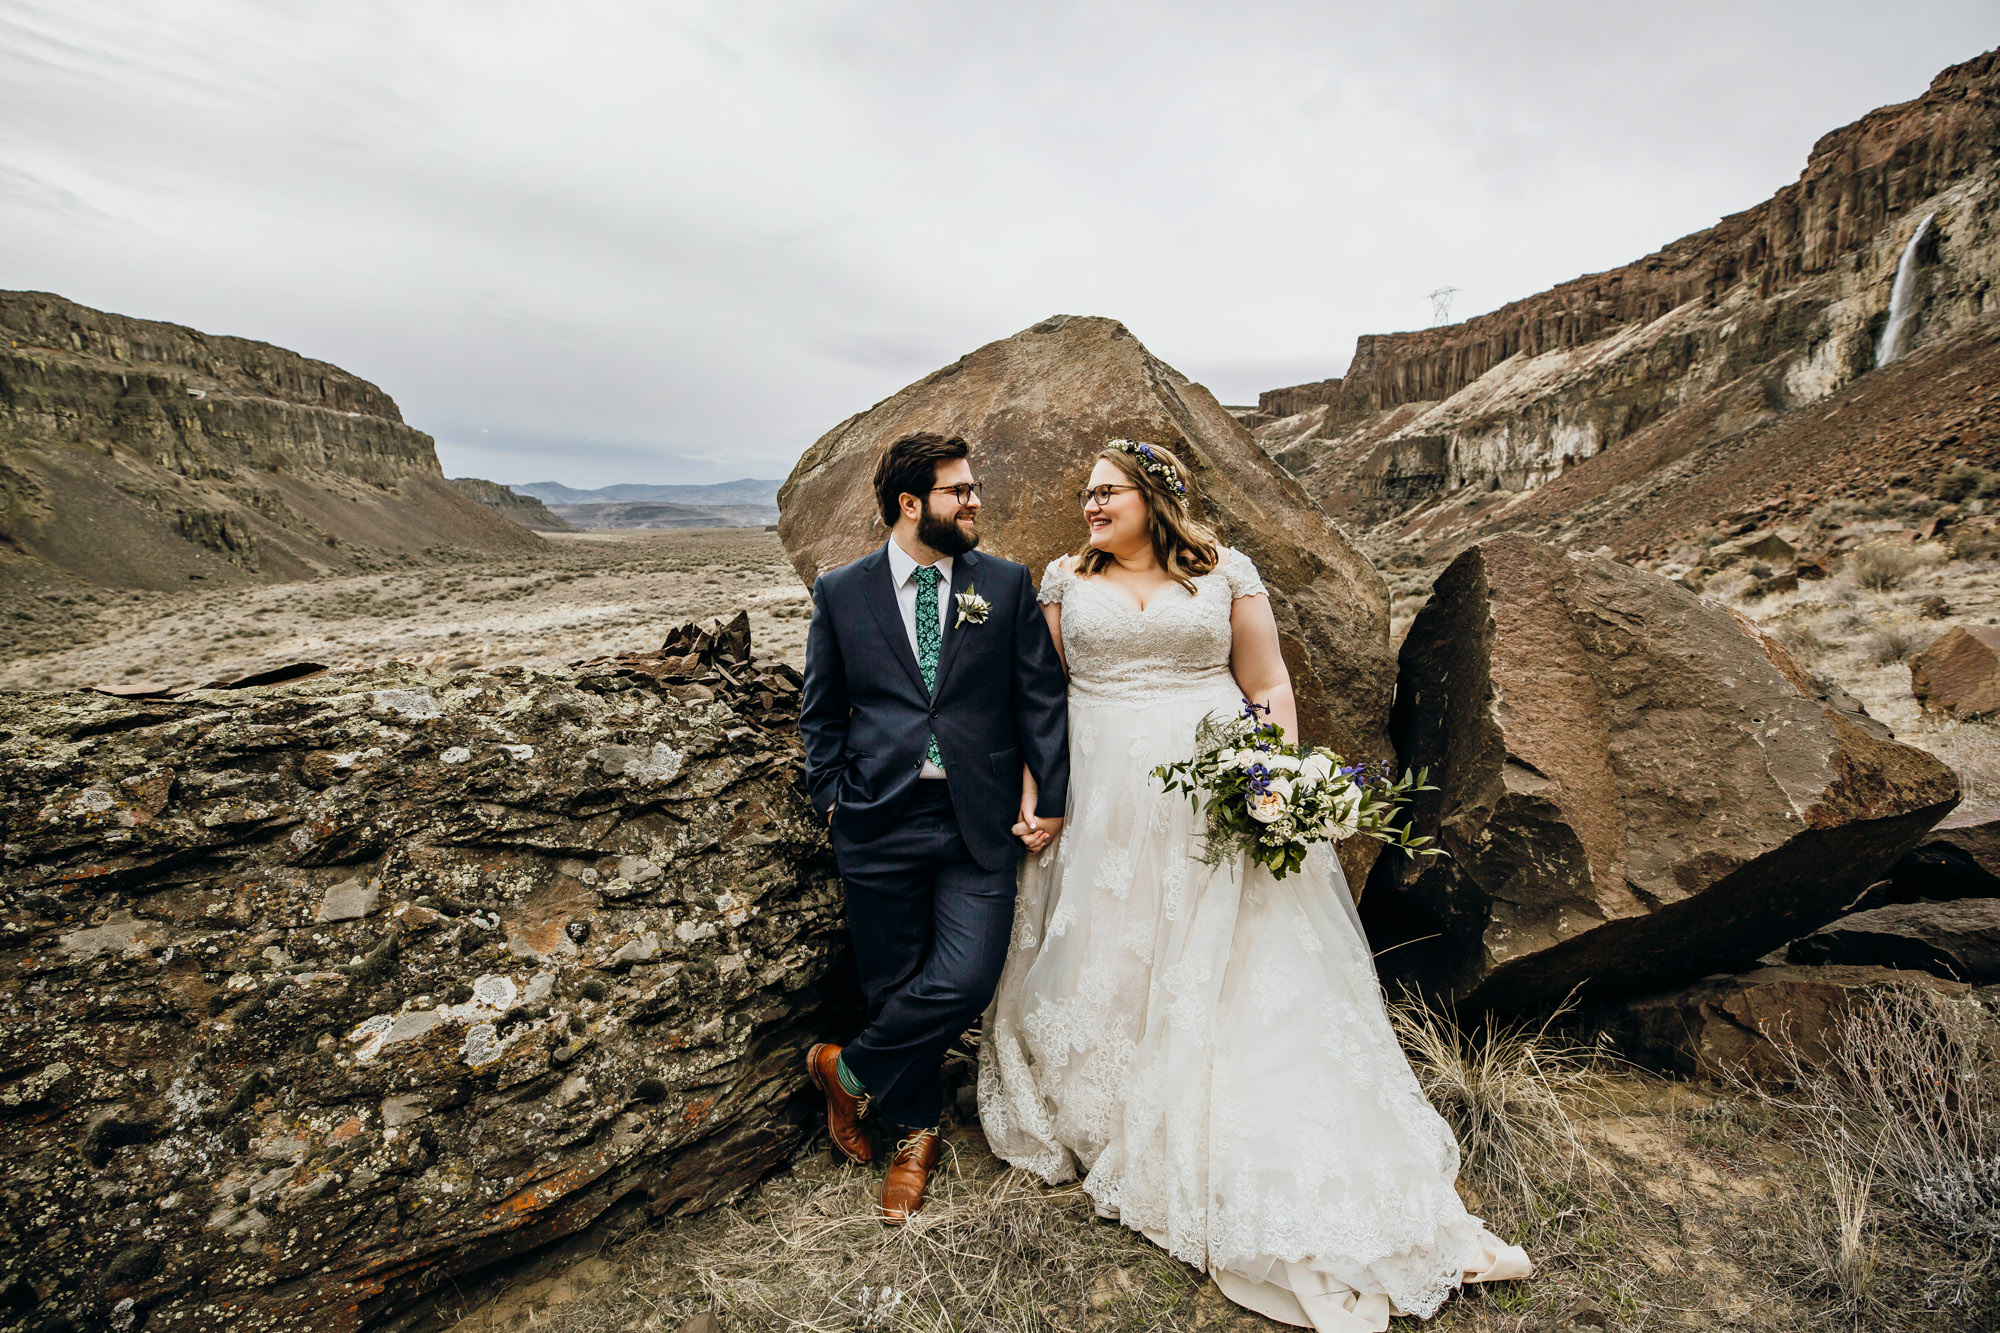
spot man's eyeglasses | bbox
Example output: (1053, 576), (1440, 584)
(929, 482), (983, 504)
(1077, 483), (1140, 508)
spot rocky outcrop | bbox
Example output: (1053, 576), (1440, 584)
(449, 478), (577, 532)
(1787, 899), (2000, 983)
(1254, 49), (2000, 554)
(0, 291), (539, 592)
(1910, 624), (2000, 719)
(1596, 965), (1969, 1080)
(776, 315), (1394, 883)
(0, 621), (845, 1332)
(1362, 534), (1961, 1011)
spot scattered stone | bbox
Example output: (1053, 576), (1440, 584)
(1365, 534), (1961, 1011)
(1710, 530), (1796, 567)
(1910, 624), (2000, 719)
(1787, 898), (2000, 983)
(775, 313), (1394, 882)
(315, 877), (379, 922)
(0, 620), (846, 1332)
(1597, 964), (1968, 1080)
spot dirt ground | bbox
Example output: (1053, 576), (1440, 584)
(7, 525), (1996, 1332)
(0, 529), (812, 693)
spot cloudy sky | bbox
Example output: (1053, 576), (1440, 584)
(2, 2), (1992, 487)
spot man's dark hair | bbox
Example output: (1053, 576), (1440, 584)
(872, 432), (971, 527)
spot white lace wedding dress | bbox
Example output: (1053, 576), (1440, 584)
(978, 551), (1530, 1333)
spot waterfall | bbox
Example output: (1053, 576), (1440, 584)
(1875, 212), (1936, 369)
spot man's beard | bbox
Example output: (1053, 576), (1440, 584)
(918, 504), (979, 557)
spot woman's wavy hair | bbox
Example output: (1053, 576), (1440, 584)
(1073, 440), (1219, 592)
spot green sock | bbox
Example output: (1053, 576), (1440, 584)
(835, 1054), (868, 1097)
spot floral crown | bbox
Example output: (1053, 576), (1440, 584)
(1105, 439), (1188, 498)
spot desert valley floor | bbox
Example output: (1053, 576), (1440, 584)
(0, 529), (812, 694)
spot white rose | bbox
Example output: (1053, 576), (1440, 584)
(1246, 790), (1285, 823)
(1232, 750), (1262, 771)
(1299, 754), (1334, 786)
(1264, 776), (1295, 802)
(1265, 754), (1301, 773)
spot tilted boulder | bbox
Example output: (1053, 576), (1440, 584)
(1910, 624), (2000, 719)
(1363, 534), (1960, 1011)
(0, 627), (844, 1332)
(1595, 965), (1968, 1081)
(776, 315), (1393, 881)
(1788, 898), (2000, 983)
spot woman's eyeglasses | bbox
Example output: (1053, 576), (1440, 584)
(1077, 483), (1140, 508)
(929, 482), (983, 504)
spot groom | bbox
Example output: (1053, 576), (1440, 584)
(799, 431), (1069, 1222)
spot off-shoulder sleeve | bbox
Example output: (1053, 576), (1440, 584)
(1220, 548), (1268, 599)
(1038, 556), (1076, 606)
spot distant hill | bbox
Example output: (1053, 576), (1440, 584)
(516, 478), (781, 508)
(548, 501), (776, 530)
(449, 478), (576, 532)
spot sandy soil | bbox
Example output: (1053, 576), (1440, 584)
(0, 529), (811, 692)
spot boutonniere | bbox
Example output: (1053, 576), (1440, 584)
(954, 587), (991, 627)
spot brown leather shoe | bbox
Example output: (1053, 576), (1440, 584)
(879, 1128), (942, 1225)
(806, 1042), (873, 1165)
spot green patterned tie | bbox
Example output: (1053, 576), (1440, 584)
(914, 564), (945, 770)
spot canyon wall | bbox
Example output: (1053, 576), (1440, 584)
(1258, 49), (2000, 536)
(0, 292), (538, 594)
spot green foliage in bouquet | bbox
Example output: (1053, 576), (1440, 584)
(1151, 701), (1441, 881)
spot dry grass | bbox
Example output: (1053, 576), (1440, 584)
(1863, 621), (1936, 665)
(520, 1141), (1200, 1333)
(1743, 988), (2000, 1322)
(1389, 999), (1606, 1213)
(1842, 541), (1949, 593)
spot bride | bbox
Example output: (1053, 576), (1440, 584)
(978, 440), (1531, 1332)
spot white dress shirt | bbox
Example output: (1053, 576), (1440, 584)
(886, 536), (952, 778)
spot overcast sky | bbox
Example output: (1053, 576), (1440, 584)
(2, 2), (1993, 488)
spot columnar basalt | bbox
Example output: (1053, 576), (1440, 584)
(1255, 49), (2000, 535)
(0, 625), (844, 1332)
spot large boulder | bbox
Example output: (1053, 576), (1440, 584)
(776, 315), (1394, 875)
(1787, 898), (2000, 983)
(0, 626), (845, 1332)
(1363, 534), (1961, 1011)
(1596, 965), (1969, 1081)
(1910, 624), (2000, 719)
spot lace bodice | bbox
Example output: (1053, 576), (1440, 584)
(1040, 550), (1267, 706)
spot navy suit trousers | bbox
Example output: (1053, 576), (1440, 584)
(832, 782), (1014, 1128)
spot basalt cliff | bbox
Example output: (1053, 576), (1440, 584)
(1251, 49), (2000, 560)
(0, 292), (539, 598)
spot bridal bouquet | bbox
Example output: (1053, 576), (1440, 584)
(1151, 701), (1440, 880)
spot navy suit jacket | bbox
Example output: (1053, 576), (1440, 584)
(799, 542), (1069, 872)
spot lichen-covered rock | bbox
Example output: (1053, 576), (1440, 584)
(0, 625), (843, 1332)
(1363, 534), (1961, 1011)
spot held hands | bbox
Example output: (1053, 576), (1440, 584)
(1013, 768), (1062, 853)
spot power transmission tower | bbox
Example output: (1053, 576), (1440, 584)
(1426, 286), (1461, 326)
